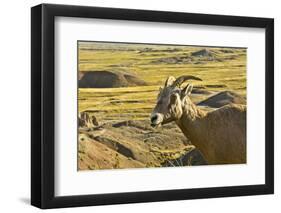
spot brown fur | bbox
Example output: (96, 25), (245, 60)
(176, 97), (246, 164)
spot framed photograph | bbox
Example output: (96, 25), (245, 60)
(31, 3), (274, 209)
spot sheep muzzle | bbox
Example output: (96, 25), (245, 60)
(150, 113), (164, 128)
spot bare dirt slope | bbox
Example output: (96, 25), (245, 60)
(78, 119), (207, 170)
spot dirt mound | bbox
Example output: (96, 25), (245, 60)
(198, 91), (246, 108)
(191, 49), (214, 57)
(151, 49), (220, 65)
(78, 119), (207, 170)
(78, 135), (144, 170)
(151, 56), (192, 64)
(79, 71), (147, 88)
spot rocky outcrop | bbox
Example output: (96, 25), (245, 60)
(198, 91), (246, 108)
(79, 70), (147, 88)
(191, 49), (215, 57)
(79, 111), (99, 128)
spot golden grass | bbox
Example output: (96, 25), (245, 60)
(78, 42), (246, 122)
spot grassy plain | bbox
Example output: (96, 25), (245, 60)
(78, 42), (246, 123)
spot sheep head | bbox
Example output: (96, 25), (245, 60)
(150, 75), (202, 127)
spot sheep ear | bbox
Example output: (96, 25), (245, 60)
(181, 84), (193, 98)
(164, 76), (176, 87)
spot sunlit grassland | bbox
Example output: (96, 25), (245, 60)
(79, 86), (158, 122)
(78, 42), (246, 123)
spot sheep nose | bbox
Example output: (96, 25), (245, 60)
(151, 115), (158, 123)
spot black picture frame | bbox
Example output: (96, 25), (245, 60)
(31, 3), (274, 209)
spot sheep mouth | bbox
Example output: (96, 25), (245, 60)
(150, 122), (162, 128)
(151, 116), (172, 128)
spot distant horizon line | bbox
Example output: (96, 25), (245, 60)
(77, 40), (247, 49)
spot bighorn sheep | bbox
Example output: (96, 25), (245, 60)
(150, 75), (246, 164)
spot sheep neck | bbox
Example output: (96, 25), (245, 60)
(175, 97), (208, 152)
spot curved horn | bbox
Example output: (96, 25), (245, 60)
(172, 75), (202, 87)
(164, 76), (176, 87)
